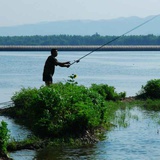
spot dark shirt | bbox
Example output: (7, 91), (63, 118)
(43, 55), (58, 76)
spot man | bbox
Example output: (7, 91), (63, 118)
(43, 49), (70, 86)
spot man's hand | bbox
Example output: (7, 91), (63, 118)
(66, 64), (70, 68)
(64, 61), (70, 68)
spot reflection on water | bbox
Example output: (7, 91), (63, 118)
(10, 150), (36, 160)
(35, 145), (97, 160)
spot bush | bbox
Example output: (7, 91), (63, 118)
(137, 79), (160, 99)
(0, 121), (10, 156)
(90, 84), (126, 101)
(11, 82), (124, 138)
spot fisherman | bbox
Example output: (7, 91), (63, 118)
(43, 48), (70, 86)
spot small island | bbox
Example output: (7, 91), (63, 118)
(1, 77), (160, 159)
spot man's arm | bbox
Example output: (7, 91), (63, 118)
(56, 61), (70, 67)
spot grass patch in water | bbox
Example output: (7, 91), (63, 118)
(7, 82), (125, 140)
(142, 99), (160, 111)
(113, 105), (140, 128)
(3, 78), (160, 154)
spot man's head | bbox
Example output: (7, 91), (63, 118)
(51, 49), (58, 57)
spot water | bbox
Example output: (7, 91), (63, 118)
(1, 51), (160, 102)
(1, 51), (160, 159)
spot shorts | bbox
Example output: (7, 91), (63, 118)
(43, 73), (53, 82)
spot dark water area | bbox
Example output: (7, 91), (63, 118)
(1, 51), (160, 159)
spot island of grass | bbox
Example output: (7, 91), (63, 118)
(1, 81), (126, 149)
(1, 78), (160, 159)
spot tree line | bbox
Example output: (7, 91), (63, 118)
(0, 34), (160, 45)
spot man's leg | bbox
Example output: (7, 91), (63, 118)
(45, 81), (52, 86)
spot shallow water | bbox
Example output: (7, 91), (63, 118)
(1, 51), (160, 159)
(0, 116), (32, 141)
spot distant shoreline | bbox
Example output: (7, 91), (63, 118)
(0, 45), (160, 51)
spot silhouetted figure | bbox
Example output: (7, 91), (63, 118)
(43, 49), (70, 86)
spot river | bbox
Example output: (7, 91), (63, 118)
(0, 51), (160, 159)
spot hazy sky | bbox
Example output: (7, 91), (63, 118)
(0, 0), (159, 27)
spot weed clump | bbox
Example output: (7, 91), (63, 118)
(90, 84), (126, 101)
(11, 82), (125, 139)
(136, 79), (160, 111)
(137, 79), (160, 99)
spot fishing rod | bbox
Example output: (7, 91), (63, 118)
(70, 14), (160, 66)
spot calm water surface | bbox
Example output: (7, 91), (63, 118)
(1, 51), (160, 159)
(1, 51), (160, 102)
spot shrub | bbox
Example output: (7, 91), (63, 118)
(137, 79), (160, 99)
(90, 84), (126, 101)
(0, 121), (10, 156)
(11, 82), (123, 138)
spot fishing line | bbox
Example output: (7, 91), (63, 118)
(70, 14), (160, 66)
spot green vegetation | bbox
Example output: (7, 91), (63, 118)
(7, 136), (43, 151)
(0, 34), (160, 45)
(3, 78), (160, 153)
(137, 79), (160, 99)
(142, 99), (160, 111)
(0, 121), (10, 157)
(90, 83), (126, 101)
(137, 79), (160, 111)
(10, 82), (125, 139)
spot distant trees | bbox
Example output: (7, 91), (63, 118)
(0, 34), (160, 45)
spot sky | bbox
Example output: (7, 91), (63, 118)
(0, 0), (159, 27)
